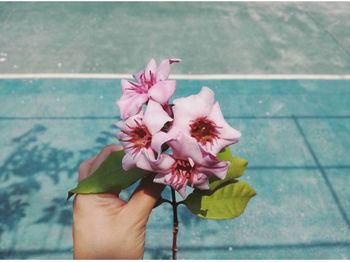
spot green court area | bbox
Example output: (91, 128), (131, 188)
(0, 2), (350, 74)
(0, 79), (349, 259)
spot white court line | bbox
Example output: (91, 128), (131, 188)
(1, 73), (350, 80)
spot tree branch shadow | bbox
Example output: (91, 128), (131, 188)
(0, 123), (117, 254)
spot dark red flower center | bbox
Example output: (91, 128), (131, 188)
(131, 126), (152, 148)
(189, 117), (220, 145)
(121, 120), (152, 154)
(172, 159), (195, 179)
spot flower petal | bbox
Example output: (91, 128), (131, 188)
(197, 155), (230, 180)
(116, 112), (145, 155)
(156, 58), (181, 81)
(143, 100), (172, 135)
(145, 58), (157, 82)
(133, 70), (143, 83)
(122, 153), (137, 171)
(177, 183), (187, 199)
(121, 79), (138, 93)
(204, 138), (233, 156)
(148, 80), (176, 105)
(192, 173), (210, 190)
(172, 86), (215, 132)
(153, 172), (172, 185)
(115, 120), (126, 131)
(151, 131), (173, 155)
(156, 59), (171, 82)
(116, 111), (143, 130)
(136, 151), (175, 173)
(116, 90), (148, 120)
(168, 132), (203, 163)
(208, 102), (241, 141)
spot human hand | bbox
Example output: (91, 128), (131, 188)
(73, 145), (164, 259)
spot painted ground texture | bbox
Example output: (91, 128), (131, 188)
(0, 79), (349, 259)
(1, 2), (350, 74)
(1, 1), (350, 260)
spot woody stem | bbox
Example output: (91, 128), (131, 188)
(171, 188), (179, 260)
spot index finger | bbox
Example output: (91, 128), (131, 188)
(78, 155), (97, 182)
(89, 144), (123, 175)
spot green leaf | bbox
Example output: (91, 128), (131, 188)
(184, 180), (256, 220)
(209, 147), (248, 191)
(68, 151), (149, 199)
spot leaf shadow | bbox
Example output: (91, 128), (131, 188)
(0, 123), (117, 248)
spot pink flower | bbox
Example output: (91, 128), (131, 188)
(116, 100), (172, 170)
(116, 58), (180, 120)
(136, 133), (229, 198)
(169, 86), (241, 155)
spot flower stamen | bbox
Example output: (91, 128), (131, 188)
(189, 117), (220, 145)
(140, 72), (156, 90)
(120, 124), (152, 155)
(172, 159), (195, 179)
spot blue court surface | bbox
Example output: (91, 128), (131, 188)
(1, 1), (350, 259)
(0, 78), (349, 259)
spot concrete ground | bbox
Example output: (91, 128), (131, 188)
(0, 2), (350, 74)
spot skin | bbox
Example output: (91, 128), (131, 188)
(73, 145), (164, 259)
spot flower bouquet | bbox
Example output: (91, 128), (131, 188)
(69, 58), (256, 259)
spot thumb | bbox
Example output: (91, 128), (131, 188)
(74, 144), (126, 213)
(126, 175), (165, 218)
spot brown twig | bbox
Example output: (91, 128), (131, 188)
(171, 188), (179, 260)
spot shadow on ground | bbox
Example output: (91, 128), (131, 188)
(0, 123), (117, 258)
